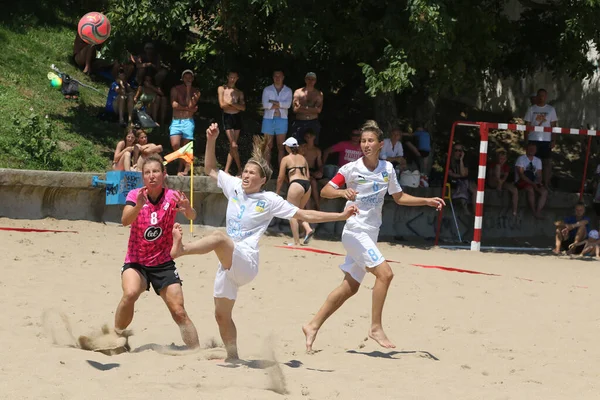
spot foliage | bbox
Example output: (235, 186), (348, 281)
(11, 112), (62, 170)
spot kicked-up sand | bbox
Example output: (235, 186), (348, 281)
(1, 217), (599, 399)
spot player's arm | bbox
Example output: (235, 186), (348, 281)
(204, 123), (220, 180)
(320, 174), (357, 200)
(392, 192), (444, 209)
(294, 205), (358, 223)
(122, 188), (147, 226)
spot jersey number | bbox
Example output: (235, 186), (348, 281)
(150, 212), (158, 225)
(367, 249), (379, 262)
(237, 205), (246, 219)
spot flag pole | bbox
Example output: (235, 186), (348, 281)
(190, 159), (194, 234)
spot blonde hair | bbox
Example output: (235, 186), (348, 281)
(246, 135), (273, 184)
(360, 120), (384, 141)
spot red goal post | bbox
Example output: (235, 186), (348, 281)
(434, 121), (595, 251)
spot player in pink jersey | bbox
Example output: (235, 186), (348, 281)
(113, 154), (200, 349)
(302, 120), (445, 353)
(170, 123), (358, 361)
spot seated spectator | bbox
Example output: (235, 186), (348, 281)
(106, 69), (135, 127)
(72, 34), (117, 77)
(568, 229), (600, 258)
(134, 74), (165, 126)
(133, 129), (163, 171)
(133, 42), (168, 88)
(487, 148), (518, 216)
(448, 143), (477, 214)
(321, 129), (362, 178)
(515, 142), (547, 219)
(380, 126), (406, 172)
(300, 130), (323, 210)
(553, 202), (591, 255)
(112, 127), (138, 171)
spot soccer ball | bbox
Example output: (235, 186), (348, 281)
(78, 12), (111, 46)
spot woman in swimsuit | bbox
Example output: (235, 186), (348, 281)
(276, 137), (315, 246)
(113, 127), (139, 171)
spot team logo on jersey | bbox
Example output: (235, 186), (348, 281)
(232, 196), (239, 204)
(255, 200), (267, 212)
(373, 181), (380, 192)
(357, 174), (368, 184)
(143, 226), (162, 242)
(381, 171), (389, 182)
(163, 202), (170, 211)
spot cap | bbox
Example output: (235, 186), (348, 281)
(590, 230), (599, 240)
(181, 69), (195, 79)
(283, 137), (299, 148)
(305, 72), (317, 79)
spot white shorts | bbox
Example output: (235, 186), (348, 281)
(214, 244), (258, 300)
(339, 228), (384, 283)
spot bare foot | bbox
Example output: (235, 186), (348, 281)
(552, 248), (561, 255)
(302, 324), (319, 354)
(170, 223), (184, 259)
(368, 326), (396, 349)
(225, 344), (239, 362)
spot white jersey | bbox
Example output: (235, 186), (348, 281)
(329, 158), (402, 232)
(218, 171), (299, 250)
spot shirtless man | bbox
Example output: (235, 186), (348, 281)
(170, 70), (200, 175)
(218, 71), (246, 175)
(300, 130), (323, 210)
(291, 72), (323, 144)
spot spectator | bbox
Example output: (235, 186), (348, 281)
(379, 127), (406, 171)
(276, 137), (314, 246)
(112, 127), (138, 171)
(300, 130), (323, 210)
(553, 202), (591, 255)
(487, 148), (518, 216)
(133, 74), (165, 126)
(72, 34), (116, 76)
(106, 69), (135, 127)
(515, 142), (547, 218)
(321, 129), (363, 178)
(413, 122), (432, 184)
(262, 69), (293, 166)
(133, 129), (163, 171)
(568, 229), (600, 258)
(448, 143), (477, 215)
(133, 42), (168, 89)
(291, 72), (323, 144)
(524, 88), (558, 189)
(218, 71), (246, 176)
(170, 69), (200, 176)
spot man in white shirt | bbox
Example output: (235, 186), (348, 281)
(515, 142), (548, 219)
(261, 70), (293, 166)
(524, 88), (558, 189)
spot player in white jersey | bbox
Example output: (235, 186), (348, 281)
(170, 123), (358, 361)
(302, 120), (445, 353)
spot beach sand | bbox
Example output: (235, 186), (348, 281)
(1, 217), (599, 399)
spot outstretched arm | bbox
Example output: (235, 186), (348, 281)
(392, 192), (444, 210)
(204, 123), (220, 180)
(294, 205), (358, 223)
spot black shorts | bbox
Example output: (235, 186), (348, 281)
(223, 113), (243, 131)
(529, 140), (552, 159)
(561, 237), (584, 254)
(121, 261), (182, 295)
(291, 119), (321, 144)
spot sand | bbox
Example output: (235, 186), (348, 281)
(1, 216), (599, 399)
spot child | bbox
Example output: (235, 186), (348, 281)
(569, 229), (600, 258)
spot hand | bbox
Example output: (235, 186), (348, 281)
(174, 190), (191, 212)
(206, 122), (219, 140)
(136, 187), (148, 207)
(426, 197), (446, 211)
(340, 205), (359, 219)
(561, 227), (569, 237)
(568, 242), (575, 250)
(342, 188), (358, 201)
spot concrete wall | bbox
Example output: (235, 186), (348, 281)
(0, 168), (593, 244)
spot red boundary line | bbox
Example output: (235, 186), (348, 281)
(0, 227), (79, 233)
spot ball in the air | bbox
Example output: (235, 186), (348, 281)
(78, 12), (111, 45)
(50, 77), (62, 88)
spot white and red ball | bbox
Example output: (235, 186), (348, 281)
(78, 12), (111, 46)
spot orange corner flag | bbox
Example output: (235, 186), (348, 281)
(164, 141), (194, 165)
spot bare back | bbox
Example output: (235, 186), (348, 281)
(283, 153), (310, 181)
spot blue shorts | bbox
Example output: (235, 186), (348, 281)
(170, 119), (195, 140)
(262, 117), (288, 135)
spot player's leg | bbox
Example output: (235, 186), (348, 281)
(171, 223), (234, 268)
(214, 297), (238, 360)
(114, 266), (147, 332)
(286, 182), (305, 245)
(366, 260), (395, 348)
(160, 283), (200, 348)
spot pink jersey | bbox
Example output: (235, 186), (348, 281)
(329, 141), (362, 166)
(124, 188), (179, 266)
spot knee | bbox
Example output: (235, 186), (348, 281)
(348, 282), (360, 295)
(171, 306), (189, 325)
(121, 289), (142, 304)
(378, 269), (394, 285)
(214, 309), (232, 325)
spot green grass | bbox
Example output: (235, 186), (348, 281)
(0, 21), (118, 171)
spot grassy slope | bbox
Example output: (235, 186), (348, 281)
(0, 22), (117, 171)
